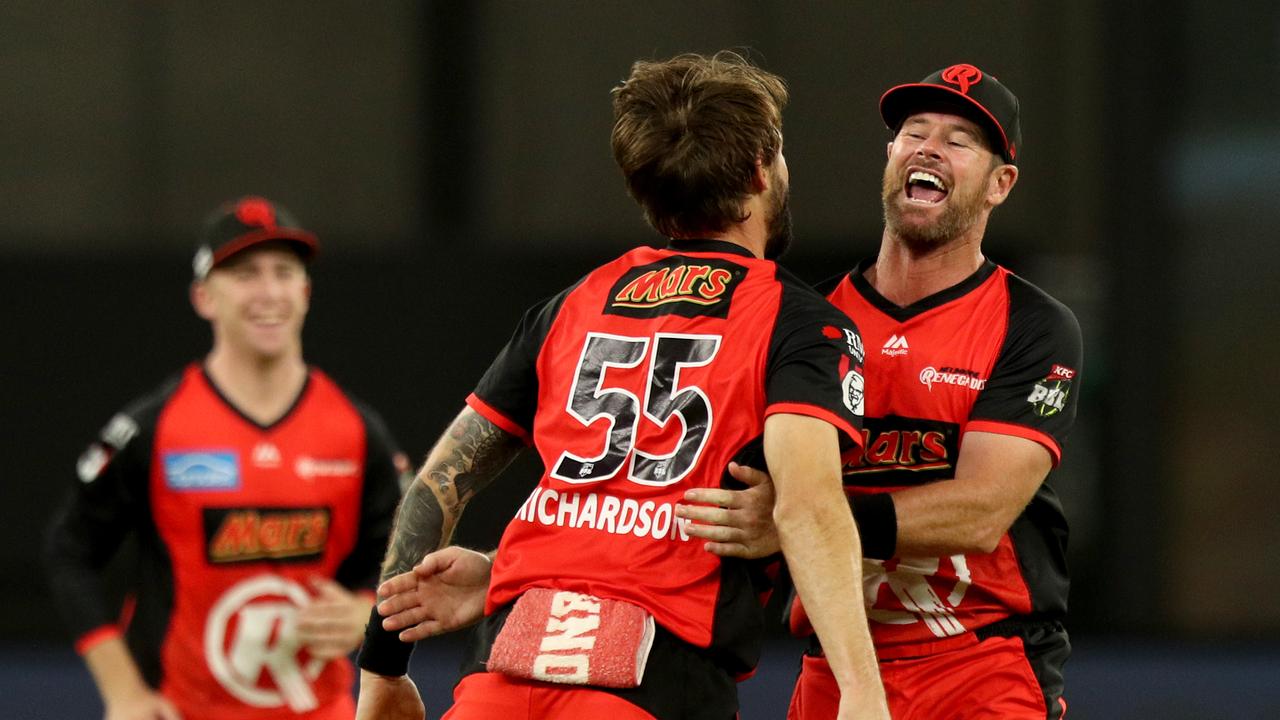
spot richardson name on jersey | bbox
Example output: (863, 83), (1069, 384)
(514, 487), (694, 542)
(204, 507), (331, 564)
(605, 256), (745, 320)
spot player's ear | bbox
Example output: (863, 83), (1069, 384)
(987, 163), (1019, 207)
(190, 279), (215, 320)
(750, 156), (770, 194)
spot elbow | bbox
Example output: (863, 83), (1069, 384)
(772, 493), (844, 537)
(962, 524), (1006, 555)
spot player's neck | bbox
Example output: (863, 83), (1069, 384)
(203, 346), (308, 425)
(868, 230), (985, 307)
(700, 201), (770, 258)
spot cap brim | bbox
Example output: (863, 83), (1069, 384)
(879, 83), (1012, 162)
(210, 229), (319, 267)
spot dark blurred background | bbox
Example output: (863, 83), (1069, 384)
(2, 1), (1278, 717)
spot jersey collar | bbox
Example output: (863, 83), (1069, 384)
(848, 256), (999, 321)
(666, 238), (756, 259)
(198, 364), (314, 432)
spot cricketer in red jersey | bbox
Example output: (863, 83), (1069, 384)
(355, 53), (890, 720)
(44, 198), (405, 720)
(678, 64), (1081, 720)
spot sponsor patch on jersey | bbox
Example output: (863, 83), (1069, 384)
(843, 417), (961, 485)
(164, 451), (240, 490)
(1027, 366), (1073, 417)
(76, 443), (112, 483)
(604, 256), (745, 319)
(824, 325), (865, 363)
(294, 456), (358, 480)
(919, 366), (987, 392)
(204, 507), (330, 564)
(101, 413), (139, 449)
(76, 413), (141, 483)
(841, 369), (865, 416)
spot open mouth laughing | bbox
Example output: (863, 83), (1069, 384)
(905, 170), (948, 204)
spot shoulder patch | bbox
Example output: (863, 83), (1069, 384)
(1026, 365), (1076, 416)
(76, 443), (112, 483)
(76, 413), (141, 483)
(100, 413), (139, 449)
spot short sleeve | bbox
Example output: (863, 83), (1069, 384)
(468, 285), (577, 441)
(764, 278), (867, 452)
(967, 277), (1083, 464)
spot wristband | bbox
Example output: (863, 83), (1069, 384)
(850, 492), (897, 560)
(357, 604), (415, 677)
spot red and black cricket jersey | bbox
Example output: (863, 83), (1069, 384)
(467, 239), (867, 676)
(45, 364), (404, 720)
(815, 257), (1081, 659)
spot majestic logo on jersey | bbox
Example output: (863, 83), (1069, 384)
(205, 575), (328, 712)
(881, 334), (910, 357)
(919, 366), (987, 392)
(1027, 364), (1075, 416)
(252, 442), (281, 468)
(164, 451), (240, 490)
(843, 417), (959, 484)
(204, 507), (330, 564)
(864, 554), (973, 638)
(605, 257), (745, 319)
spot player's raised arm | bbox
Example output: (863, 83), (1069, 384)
(765, 413), (889, 720)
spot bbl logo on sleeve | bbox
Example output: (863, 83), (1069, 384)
(1026, 364), (1075, 417)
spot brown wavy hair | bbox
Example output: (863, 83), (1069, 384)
(611, 51), (788, 238)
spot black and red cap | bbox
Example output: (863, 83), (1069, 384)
(193, 196), (319, 279)
(879, 63), (1021, 165)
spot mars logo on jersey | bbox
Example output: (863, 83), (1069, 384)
(1027, 364), (1075, 416)
(605, 256), (745, 319)
(843, 418), (959, 483)
(204, 507), (330, 564)
(205, 575), (328, 712)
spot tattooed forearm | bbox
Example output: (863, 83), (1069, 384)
(380, 480), (446, 581)
(378, 406), (523, 582)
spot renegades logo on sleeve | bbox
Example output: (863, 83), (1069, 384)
(203, 507), (331, 564)
(604, 256), (746, 319)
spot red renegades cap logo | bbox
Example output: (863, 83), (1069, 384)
(235, 197), (277, 229)
(941, 63), (983, 94)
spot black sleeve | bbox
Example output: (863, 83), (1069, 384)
(765, 272), (867, 448)
(471, 283), (579, 434)
(43, 401), (159, 642)
(335, 401), (408, 590)
(969, 275), (1084, 458)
